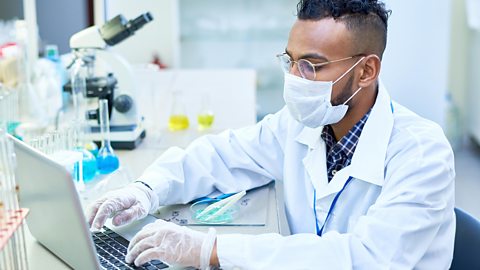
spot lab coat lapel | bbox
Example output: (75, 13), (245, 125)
(295, 126), (329, 191)
(296, 125), (352, 199)
(348, 81), (393, 186)
(295, 81), (394, 200)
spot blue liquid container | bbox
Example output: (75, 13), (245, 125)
(82, 150), (97, 181)
(96, 99), (120, 174)
(96, 148), (119, 174)
(75, 148), (97, 182)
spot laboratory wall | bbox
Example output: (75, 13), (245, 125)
(102, 0), (180, 67)
(36, 0), (90, 54)
(0, 1), (23, 20)
(177, 0), (297, 119)
(378, 0), (480, 150)
(448, 0), (470, 148)
(381, 0), (451, 129)
(469, 27), (480, 145)
(444, 0), (480, 149)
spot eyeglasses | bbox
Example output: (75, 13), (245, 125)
(276, 53), (364, 81)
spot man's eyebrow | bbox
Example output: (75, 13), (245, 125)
(284, 49), (328, 61)
(299, 53), (328, 61)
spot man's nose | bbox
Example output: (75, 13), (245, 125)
(290, 62), (302, 77)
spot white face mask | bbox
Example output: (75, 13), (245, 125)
(283, 57), (365, 128)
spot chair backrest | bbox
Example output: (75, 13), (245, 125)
(450, 208), (480, 270)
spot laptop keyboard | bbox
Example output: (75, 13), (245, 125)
(92, 226), (169, 270)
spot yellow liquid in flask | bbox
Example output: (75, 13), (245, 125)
(197, 113), (214, 130)
(168, 115), (189, 131)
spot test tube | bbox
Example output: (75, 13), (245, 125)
(0, 132), (28, 269)
(53, 131), (61, 154)
(29, 139), (38, 150)
(64, 126), (74, 151)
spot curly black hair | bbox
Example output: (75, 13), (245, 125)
(297, 0), (392, 58)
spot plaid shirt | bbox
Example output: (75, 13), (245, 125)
(321, 110), (371, 182)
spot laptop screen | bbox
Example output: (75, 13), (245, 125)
(12, 135), (100, 269)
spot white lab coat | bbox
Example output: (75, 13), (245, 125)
(139, 83), (455, 270)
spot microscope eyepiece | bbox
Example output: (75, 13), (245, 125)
(130, 12), (153, 31)
(100, 12), (154, 46)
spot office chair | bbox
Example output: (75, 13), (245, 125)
(450, 207), (480, 270)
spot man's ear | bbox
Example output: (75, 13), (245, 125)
(358, 54), (381, 89)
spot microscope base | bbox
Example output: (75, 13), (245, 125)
(88, 124), (146, 150)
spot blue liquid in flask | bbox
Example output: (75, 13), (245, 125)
(81, 149), (97, 181)
(96, 99), (119, 174)
(97, 149), (119, 174)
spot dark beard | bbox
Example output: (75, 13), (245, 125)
(331, 75), (354, 106)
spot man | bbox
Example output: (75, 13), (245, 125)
(88, 0), (456, 269)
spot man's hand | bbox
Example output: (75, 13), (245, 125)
(126, 219), (217, 269)
(87, 183), (158, 230)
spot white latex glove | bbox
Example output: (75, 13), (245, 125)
(126, 219), (217, 269)
(87, 183), (159, 230)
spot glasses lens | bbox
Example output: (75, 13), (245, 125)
(298, 59), (315, 80)
(277, 54), (292, 73)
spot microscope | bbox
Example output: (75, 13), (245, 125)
(64, 12), (153, 149)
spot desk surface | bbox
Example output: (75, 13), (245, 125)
(24, 129), (289, 269)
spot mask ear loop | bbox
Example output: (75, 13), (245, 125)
(342, 87), (363, 105)
(333, 56), (366, 85)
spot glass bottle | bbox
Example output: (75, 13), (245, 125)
(168, 90), (189, 131)
(71, 60), (97, 182)
(96, 99), (119, 174)
(77, 130), (97, 182)
(197, 93), (214, 131)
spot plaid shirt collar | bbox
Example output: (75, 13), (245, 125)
(321, 110), (372, 163)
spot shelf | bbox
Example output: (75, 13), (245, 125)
(0, 208), (29, 251)
(180, 31), (290, 43)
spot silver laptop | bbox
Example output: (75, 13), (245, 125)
(11, 135), (169, 270)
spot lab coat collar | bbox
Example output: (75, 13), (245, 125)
(294, 126), (324, 151)
(295, 81), (393, 188)
(348, 81), (393, 186)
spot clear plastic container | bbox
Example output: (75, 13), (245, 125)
(190, 201), (239, 224)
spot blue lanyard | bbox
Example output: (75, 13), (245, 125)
(314, 176), (353, 236)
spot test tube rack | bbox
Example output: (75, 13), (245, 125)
(0, 208), (29, 250)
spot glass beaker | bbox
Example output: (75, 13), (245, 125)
(75, 130), (97, 183)
(79, 149), (97, 181)
(197, 93), (214, 131)
(70, 62), (98, 181)
(168, 91), (189, 131)
(96, 99), (119, 174)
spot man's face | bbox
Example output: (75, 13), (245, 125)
(286, 18), (360, 105)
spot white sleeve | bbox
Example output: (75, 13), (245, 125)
(138, 108), (290, 206)
(217, 126), (455, 269)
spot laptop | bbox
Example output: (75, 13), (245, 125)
(11, 135), (171, 270)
